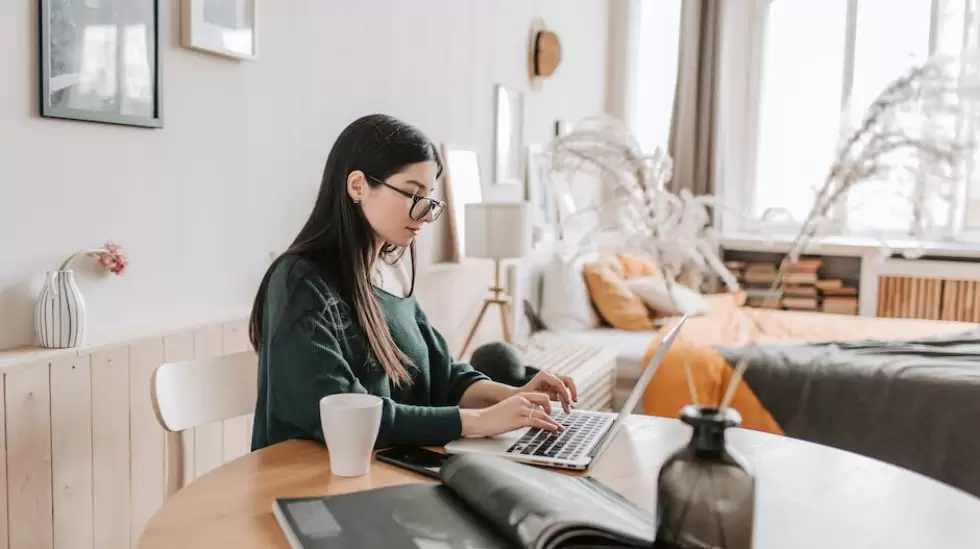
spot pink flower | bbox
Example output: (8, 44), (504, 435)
(58, 241), (129, 275)
(89, 242), (127, 275)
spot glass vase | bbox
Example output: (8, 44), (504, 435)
(655, 405), (756, 549)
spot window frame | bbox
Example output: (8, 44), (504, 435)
(721, 0), (980, 243)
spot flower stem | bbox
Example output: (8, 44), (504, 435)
(59, 248), (107, 271)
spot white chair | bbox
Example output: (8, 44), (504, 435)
(150, 350), (258, 494)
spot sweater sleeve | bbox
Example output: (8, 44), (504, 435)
(266, 278), (465, 449)
(414, 304), (490, 406)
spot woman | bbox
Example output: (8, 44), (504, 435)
(248, 114), (577, 451)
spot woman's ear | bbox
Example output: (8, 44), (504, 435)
(347, 170), (366, 203)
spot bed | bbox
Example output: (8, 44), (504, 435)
(506, 253), (980, 498)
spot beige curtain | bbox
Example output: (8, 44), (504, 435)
(667, 0), (723, 198)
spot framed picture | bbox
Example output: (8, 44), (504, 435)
(440, 144), (484, 262)
(493, 84), (525, 186)
(524, 144), (557, 247)
(181, 0), (257, 60)
(39, 0), (163, 128)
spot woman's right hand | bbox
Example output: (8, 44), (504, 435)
(459, 392), (564, 437)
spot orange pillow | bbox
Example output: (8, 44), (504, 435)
(617, 252), (662, 279)
(582, 259), (663, 331)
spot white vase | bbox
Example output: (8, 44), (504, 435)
(35, 270), (87, 349)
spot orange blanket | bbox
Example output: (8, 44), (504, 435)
(640, 294), (972, 435)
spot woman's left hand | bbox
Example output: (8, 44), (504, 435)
(519, 371), (578, 413)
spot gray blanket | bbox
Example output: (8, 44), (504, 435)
(716, 328), (980, 499)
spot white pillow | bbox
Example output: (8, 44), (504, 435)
(539, 250), (601, 331)
(625, 275), (710, 316)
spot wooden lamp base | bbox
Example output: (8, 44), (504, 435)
(458, 259), (514, 360)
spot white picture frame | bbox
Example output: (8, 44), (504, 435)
(182, 0), (258, 60)
(524, 144), (557, 247)
(493, 84), (525, 186)
(440, 144), (484, 262)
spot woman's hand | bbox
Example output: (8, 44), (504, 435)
(459, 392), (564, 437)
(520, 371), (578, 413)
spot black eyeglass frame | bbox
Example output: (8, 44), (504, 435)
(366, 175), (446, 221)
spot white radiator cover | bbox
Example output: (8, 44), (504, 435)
(860, 258), (980, 320)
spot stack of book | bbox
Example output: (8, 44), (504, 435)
(724, 260), (745, 282)
(740, 262), (782, 308)
(815, 279), (859, 315)
(779, 258), (821, 311)
(726, 255), (860, 314)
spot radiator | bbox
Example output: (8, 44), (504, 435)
(874, 259), (980, 322)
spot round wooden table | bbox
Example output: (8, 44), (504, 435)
(138, 415), (980, 549)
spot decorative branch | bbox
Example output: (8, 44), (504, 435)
(723, 50), (980, 408)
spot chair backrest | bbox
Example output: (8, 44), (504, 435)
(151, 350), (258, 432)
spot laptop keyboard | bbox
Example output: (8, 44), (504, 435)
(505, 410), (613, 461)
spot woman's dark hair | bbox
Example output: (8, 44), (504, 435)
(248, 114), (443, 386)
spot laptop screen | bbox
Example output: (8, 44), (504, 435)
(589, 314), (688, 455)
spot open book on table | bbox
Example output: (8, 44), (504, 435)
(272, 452), (656, 549)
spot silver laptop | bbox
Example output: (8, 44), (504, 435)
(444, 315), (688, 470)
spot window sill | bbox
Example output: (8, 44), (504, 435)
(721, 231), (980, 260)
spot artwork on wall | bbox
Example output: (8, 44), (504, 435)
(440, 144), (484, 262)
(39, 0), (163, 128)
(525, 144), (557, 247)
(181, 0), (257, 60)
(494, 84), (525, 186)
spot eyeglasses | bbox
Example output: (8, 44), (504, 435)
(366, 175), (445, 222)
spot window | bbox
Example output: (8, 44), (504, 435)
(740, 0), (980, 239)
(753, 0), (848, 223)
(632, 0), (683, 155)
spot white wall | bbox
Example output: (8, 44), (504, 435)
(0, 0), (610, 350)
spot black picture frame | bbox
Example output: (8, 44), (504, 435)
(38, 0), (164, 129)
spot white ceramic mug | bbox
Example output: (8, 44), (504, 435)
(319, 393), (383, 477)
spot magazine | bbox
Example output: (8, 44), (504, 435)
(272, 452), (656, 549)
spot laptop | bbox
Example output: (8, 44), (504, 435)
(444, 315), (688, 470)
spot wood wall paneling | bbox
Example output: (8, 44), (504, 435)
(50, 355), (93, 549)
(89, 346), (131, 549)
(221, 322), (253, 464)
(129, 339), (165, 549)
(7, 365), (53, 549)
(192, 327), (224, 479)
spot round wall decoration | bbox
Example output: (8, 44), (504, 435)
(528, 18), (562, 88)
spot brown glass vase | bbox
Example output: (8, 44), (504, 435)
(655, 405), (756, 549)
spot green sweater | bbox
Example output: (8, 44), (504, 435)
(250, 256), (489, 451)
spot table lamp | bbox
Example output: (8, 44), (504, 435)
(457, 202), (532, 359)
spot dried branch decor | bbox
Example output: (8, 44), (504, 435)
(718, 51), (980, 408)
(544, 117), (748, 405)
(776, 51), (980, 265)
(546, 116), (743, 292)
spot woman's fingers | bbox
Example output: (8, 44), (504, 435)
(519, 392), (553, 415)
(540, 373), (572, 412)
(559, 375), (578, 402)
(526, 408), (562, 432)
(528, 416), (562, 432)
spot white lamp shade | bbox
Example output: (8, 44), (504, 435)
(464, 202), (532, 259)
